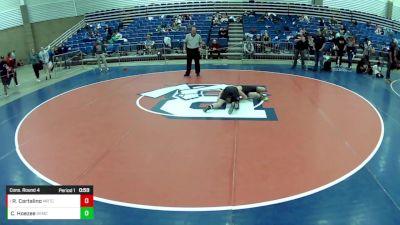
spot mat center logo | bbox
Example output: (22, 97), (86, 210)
(137, 84), (277, 120)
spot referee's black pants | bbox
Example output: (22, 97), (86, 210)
(185, 48), (201, 76)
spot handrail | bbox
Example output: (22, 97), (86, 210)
(48, 19), (87, 48)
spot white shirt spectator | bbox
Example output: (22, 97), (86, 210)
(164, 36), (172, 48)
(39, 47), (50, 63)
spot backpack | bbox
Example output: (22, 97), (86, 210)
(323, 60), (332, 71)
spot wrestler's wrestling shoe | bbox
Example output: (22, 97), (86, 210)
(203, 105), (212, 112)
(228, 104), (235, 114)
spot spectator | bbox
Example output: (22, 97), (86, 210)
(254, 34), (263, 53)
(346, 36), (356, 69)
(11, 50), (16, 63)
(115, 32), (127, 43)
(356, 58), (368, 74)
(164, 36), (172, 54)
(209, 39), (221, 59)
(144, 34), (155, 54)
(262, 32), (271, 51)
(6, 52), (18, 86)
(30, 49), (41, 82)
(330, 17), (337, 26)
(335, 36), (346, 67)
(362, 40), (374, 61)
(200, 41), (208, 59)
(339, 25), (347, 34)
(373, 62), (384, 78)
(38, 46), (52, 80)
(221, 12), (228, 23)
(304, 15), (310, 23)
(351, 19), (358, 26)
(386, 40), (399, 83)
(308, 36), (315, 55)
(219, 27), (228, 38)
(118, 21), (123, 32)
(319, 18), (325, 27)
(93, 41), (109, 72)
(0, 56), (11, 96)
(375, 26), (383, 35)
(244, 40), (255, 59)
(313, 30), (326, 71)
(291, 32), (308, 70)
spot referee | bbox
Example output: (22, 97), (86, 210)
(184, 26), (202, 77)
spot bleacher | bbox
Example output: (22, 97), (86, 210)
(56, 1), (400, 62)
(209, 20), (229, 50)
(62, 14), (213, 57)
(243, 14), (400, 58)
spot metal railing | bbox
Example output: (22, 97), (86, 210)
(242, 41), (295, 61)
(52, 50), (84, 73)
(57, 41), (390, 69)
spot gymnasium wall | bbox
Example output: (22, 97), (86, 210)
(0, 0), (23, 30)
(0, 15), (83, 62)
(31, 15), (84, 50)
(0, 25), (25, 62)
(393, 0), (400, 20)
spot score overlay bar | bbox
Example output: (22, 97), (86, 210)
(6, 185), (94, 220)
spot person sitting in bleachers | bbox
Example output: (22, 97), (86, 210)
(329, 17), (337, 26)
(209, 39), (221, 59)
(164, 36), (172, 54)
(115, 32), (127, 43)
(262, 32), (271, 52)
(375, 26), (383, 35)
(219, 28), (228, 39)
(244, 40), (255, 59)
(144, 34), (155, 54)
(200, 41), (208, 59)
(304, 15), (310, 24)
(319, 18), (325, 27)
(254, 34), (263, 53)
(221, 12), (228, 23)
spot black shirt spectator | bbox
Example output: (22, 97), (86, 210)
(356, 60), (367, 74)
(218, 28), (228, 38)
(314, 34), (326, 51)
(336, 36), (346, 51)
(294, 34), (308, 50)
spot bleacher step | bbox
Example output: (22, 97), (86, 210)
(229, 37), (243, 41)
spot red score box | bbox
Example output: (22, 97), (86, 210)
(80, 194), (94, 207)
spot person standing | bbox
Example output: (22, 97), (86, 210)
(346, 36), (356, 69)
(313, 30), (325, 71)
(39, 47), (52, 80)
(335, 36), (347, 67)
(291, 31), (308, 70)
(30, 49), (41, 82)
(6, 52), (18, 86)
(93, 41), (109, 72)
(184, 26), (202, 77)
(0, 56), (10, 96)
(386, 40), (399, 83)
